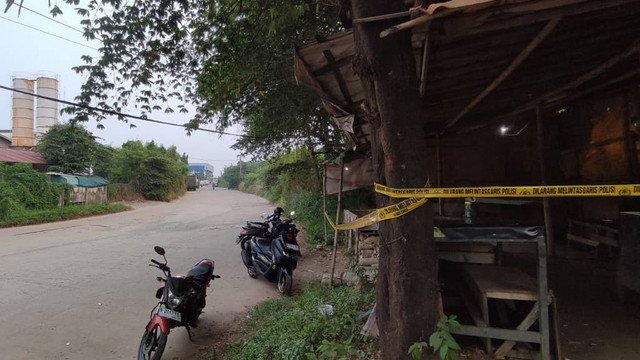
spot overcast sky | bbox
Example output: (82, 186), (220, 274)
(0, 3), (241, 176)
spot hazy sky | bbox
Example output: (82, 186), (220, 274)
(0, 3), (241, 176)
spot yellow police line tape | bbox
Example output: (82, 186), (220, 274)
(325, 196), (428, 231)
(324, 182), (640, 231)
(375, 183), (640, 198)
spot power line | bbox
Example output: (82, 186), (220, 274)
(0, 84), (261, 139)
(15, 5), (84, 34)
(0, 15), (98, 51)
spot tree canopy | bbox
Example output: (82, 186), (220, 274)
(13, 0), (348, 158)
(35, 123), (101, 173)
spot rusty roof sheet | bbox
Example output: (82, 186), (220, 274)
(0, 148), (47, 164)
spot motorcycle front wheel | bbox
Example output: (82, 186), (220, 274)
(277, 270), (292, 295)
(138, 324), (167, 360)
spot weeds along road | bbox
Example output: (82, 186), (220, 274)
(0, 188), (276, 360)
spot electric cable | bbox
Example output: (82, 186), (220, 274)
(0, 15), (98, 51)
(0, 84), (261, 139)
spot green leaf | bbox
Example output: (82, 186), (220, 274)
(429, 333), (442, 351)
(439, 344), (449, 360)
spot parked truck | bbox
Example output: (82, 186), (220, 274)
(187, 174), (199, 191)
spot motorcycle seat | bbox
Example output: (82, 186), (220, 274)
(254, 237), (272, 247)
(247, 221), (267, 228)
(187, 259), (214, 283)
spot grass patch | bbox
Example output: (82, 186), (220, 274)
(0, 202), (131, 228)
(221, 282), (378, 360)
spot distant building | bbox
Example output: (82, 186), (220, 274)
(0, 147), (48, 171)
(1, 75), (60, 148)
(0, 130), (11, 147)
(188, 162), (214, 180)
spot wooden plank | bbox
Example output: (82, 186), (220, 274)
(444, 18), (561, 129)
(503, 41), (640, 119)
(323, 50), (353, 105)
(494, 302), (541, 358)
(537, 104), (556, 257)
(361, 303), (379, 337)
(450, 325), (541, 343)
(461, 294), (488, 328)
(359, 257), (379, 266)
(419, 28), (431, 97)
(312, 55), (354, 77)
(485, 291), (538, 301)
(463, 265), (537, 298)
(329, 159), (344, 286)
(567, 234), (600, 247)
(439, 251), (496, 264)
(537, 236), (551, 360)
(440, 0), (640, 39)
(569, 219), (618, 234)
(591, 234), (619, 248)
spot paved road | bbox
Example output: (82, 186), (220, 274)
(0, 188), (276, 359)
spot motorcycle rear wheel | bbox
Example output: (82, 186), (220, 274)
(277, 270), (292, 295)
(138, 324), (167, 360)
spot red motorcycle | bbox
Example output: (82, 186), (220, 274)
(138, 246), (219, 360)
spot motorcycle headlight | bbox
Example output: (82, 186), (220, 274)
(166, 289), (184, 309)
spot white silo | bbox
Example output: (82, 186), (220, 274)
(35, 76), (59, 141)
(11, 77), (35, 147)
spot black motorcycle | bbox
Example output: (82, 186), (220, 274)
(138, 246), (220, 360)
(236, 208), (301, 294)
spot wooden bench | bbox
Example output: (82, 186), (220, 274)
(567, 219), (618, 256)
(462, 265), (560, 359)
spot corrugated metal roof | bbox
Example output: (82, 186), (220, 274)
(0, 148), (47, 164)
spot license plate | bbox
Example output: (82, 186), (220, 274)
(158, 305), (182, 322)
(286, 243), (300, 252)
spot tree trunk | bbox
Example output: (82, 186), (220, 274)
(351, 1), (439, 359)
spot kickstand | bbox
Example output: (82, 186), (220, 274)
(186, 325), (195, 343)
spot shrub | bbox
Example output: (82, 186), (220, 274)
(99, 141), (187, 202)
(107, 183), (144, 202)
(224, 283), (376, 360)
(0, 163), (65, 211)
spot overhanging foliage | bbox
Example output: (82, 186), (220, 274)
(15, 0), (347, 158)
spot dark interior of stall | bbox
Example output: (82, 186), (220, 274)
(296, 1), (640, 359)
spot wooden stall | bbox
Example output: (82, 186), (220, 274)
(295, 1), (640, 359)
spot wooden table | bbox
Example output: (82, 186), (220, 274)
(435, 228), (553, 360)
(462, 265), (556, 358)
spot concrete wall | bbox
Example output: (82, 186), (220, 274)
(69, 186), (108, 204)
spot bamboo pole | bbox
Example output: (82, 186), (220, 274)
(323, 165), (328, 244)
(623, 92), (640, 181)
(536, 104), (555, 257)
(436, 132), (444, 216)
(329, 159), (345, 286)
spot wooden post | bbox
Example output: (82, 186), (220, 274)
(323, 165), (328, 244)
(623, 92), (640, 181)
(329, 159), (345, 286)
(537, 235), (551, 360)
(436, 132), (444, 216)
(536, 104), (555, 257)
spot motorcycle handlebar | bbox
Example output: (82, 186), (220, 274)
(150, 259), (162, 266)
(150, 259), (170, 272)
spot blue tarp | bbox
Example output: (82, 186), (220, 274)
(48, 173), (109, 188)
